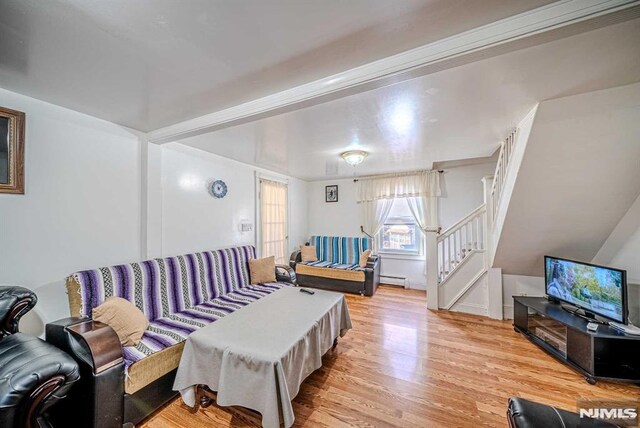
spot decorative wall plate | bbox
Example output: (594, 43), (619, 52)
(210, 180), (228, 198)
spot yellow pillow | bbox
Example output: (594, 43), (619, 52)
(359, 249), (372, 268)
(300, 245), (318, 262)
(249, 256), (276, 284)
(92, 296), (149, 347)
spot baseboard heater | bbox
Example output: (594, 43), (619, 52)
(379, 275), (407, 288)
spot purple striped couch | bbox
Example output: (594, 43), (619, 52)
(47, 245), (296, 426)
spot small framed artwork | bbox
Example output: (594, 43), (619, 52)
(325, 185), (338, 203)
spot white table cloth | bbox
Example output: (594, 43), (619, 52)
(173, 286), (352, 428)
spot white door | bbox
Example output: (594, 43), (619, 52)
(259, 178), (288, 264)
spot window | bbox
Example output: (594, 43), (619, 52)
(377, 199), (423, 256)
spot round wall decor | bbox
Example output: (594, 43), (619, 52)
(209, 180), (228, 198)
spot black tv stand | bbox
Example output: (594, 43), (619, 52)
(513, 296), (640, 385)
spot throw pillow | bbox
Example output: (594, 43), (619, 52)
(359, 249), (372, 268)
(300, 245), (318, 262)
(249, 256), (277, 284)
(92, 296), (149, 347)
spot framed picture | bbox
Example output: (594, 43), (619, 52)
(325, 185), (338, 203)
(0, 106), (25, 194)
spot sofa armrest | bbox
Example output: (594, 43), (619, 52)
(46, 317), (125, 427)
(289, 250), (302, 270)
(46, 317), (123, 375)
(366, 255), (380, 269)
(276, 264), (297, 285)
(0, 286), (37, 337)
(363, 256), (381, 297)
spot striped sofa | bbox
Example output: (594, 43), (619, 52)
(290, 236), (380, 296)
(46, 245), (296, 426)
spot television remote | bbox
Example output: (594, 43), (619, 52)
(587, 322), (598, 332)
(299, 288), (315, 295)
(609, 322), (640, 336)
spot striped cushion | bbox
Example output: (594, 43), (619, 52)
(122, 282), (285, 368)
(310, 236), (372, 265)
(71, 245), (256, 321)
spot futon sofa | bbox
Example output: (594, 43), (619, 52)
(290, 236), (380, 296)
(46, 245), (296, 427)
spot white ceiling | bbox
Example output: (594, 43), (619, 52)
(0, 0), (554, 131)
(179, 18), (640, 181)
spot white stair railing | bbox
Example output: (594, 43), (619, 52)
(437, 204), (486, 284)
(490, 129), (518, 221)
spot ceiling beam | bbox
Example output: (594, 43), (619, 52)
(148, 0), (640, 144)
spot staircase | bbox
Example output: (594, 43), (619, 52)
(437, 204), (486, 284)
(436, 205), (487, 313)
(427, 128), (518, 318)
(489, 129), (517, 225)
(428, 83), (640, 320)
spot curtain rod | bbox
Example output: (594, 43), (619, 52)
(352, 170), (444, 182)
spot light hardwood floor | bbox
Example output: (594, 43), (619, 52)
(140, 286), (640, 427)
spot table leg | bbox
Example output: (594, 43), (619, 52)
(190, 385), (216, 413)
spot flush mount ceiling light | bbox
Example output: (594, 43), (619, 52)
(341, 150), (368, 166)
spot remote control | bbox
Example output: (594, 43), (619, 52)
(299, 288), (315, 295)
(609, 322), (640, 335)
(587, 322), (598, 332)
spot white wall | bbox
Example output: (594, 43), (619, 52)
(593, 193), (640, 325)
(438, 161), (496, 229)
(0, 88), (144, 334)
(502, 274), (545, 319)
(594, 193), (640, 284)
(161, 143), (308, 258)
(609, 230), (640, 284)
(306, 161), (495, 289)
(307, 178), (360, 237)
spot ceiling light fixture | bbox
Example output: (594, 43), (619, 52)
(341, 150), (368, 166)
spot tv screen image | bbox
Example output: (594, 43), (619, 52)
(545, 256), (626, 323)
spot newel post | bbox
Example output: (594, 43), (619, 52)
(482, 175), (503, 320)
(426, 229), (439, 310)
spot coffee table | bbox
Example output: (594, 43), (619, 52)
(173, 286), (352, 428)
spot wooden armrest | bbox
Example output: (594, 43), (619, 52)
(0, 285), (37, 337)
(67, 320), (123, 374)
(276, 264), (297, 285)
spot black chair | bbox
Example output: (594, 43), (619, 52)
(507, 397), (618, 428)
(0, 286), (80, 428)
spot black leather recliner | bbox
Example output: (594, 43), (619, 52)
(507, 397), (618, 428)
(0, 286), (80, 428)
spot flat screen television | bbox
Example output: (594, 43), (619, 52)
(544, 256), (627, 324)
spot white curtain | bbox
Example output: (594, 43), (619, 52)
(357, 170), (441, 202)
(361, 199), (394, 251)
(407, 195), (439, 276)
(357, 171), (441, 253)
(260, 179), (288, 264)
(406, 196), (439, 232)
